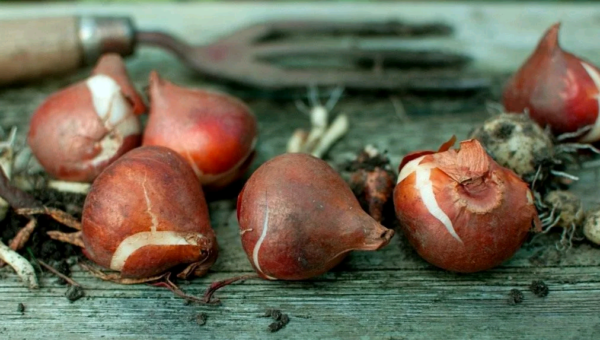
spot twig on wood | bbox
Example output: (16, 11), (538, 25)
(202, 274), (259, 305)
(38, 259), (80, 287)
(151, 273), (209, 304)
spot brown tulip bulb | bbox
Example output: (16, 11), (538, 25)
(81, 146), (217, 279)
(237, 153), (394, 280)
(143, 72), (257, 190)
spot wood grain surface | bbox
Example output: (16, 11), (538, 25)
(1, 2), (600, 340)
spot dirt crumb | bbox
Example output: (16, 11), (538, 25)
(196, 313), (208, 326)
(529, 280), (549, 297)
(65, 285), (85, 302)
(263, 308), (290, 333)
(507, 288), (524, 305)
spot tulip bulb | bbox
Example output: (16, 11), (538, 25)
(28, 54), (145, 182)
(81, 146), (217, 279)
(393, 139), (541, 273)
(237, 153), (394, 280)
(503, 23), (600, 142)
(143, 72), (258, 190)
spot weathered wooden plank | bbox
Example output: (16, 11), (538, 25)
(1, 267), (600, 340)
(2, 2), (600, 340)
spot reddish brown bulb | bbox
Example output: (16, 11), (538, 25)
(28, 54), (145, 182)
(143, 72), (258, 190)
(503, 23), (600, 142)
(393, 139), (541, 273)
(237, 153), (394, 280)
(81, 146), (217, 279)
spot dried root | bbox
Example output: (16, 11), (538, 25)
(538, 190), (585, 251)
(78, 262), (166, 285)
(287, 86), (349, 158)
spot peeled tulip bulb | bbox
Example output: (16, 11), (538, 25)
(28, 54), (145, 182)
(394, 139), (541, 273)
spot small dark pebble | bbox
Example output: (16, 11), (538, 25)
(271, 310), (282, 321)
(529, 280), (549, 297)
(267, 314), (290, 333)
(196, 313), (208, 326)
(65, 285), (85, 302)
(507, 289), (524, 305)
(17, 303), (25, 314)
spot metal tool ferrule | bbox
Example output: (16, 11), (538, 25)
(78, 16), (136, 65)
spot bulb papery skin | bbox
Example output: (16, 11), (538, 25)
(393, 139), (541, 273)
(237, 153), (394, 280)
(81, 146), (217, 279)
(143, 72), (258, 190)
(28, 54), (144, 182)
(503, 23), (600, 142)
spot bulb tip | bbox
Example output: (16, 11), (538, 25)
(540, 22), (562, 50)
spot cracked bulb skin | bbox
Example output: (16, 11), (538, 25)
(81, 146), (217, 279)
(503, 23), (600, 142)
(237, 153), (394, 280)
(393, 139), (541, 273)
(27, 54), (145, 182)
(143, 72), (258, 190)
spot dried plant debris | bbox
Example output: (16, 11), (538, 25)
(345, 145), (396, 222)
(529, 280), (550, 297)
(287, 86), (349, 158)
(0, 165), (84, 288)
(507, 289), (524, 305)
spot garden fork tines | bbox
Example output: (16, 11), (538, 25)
(137, 20), (490, 91)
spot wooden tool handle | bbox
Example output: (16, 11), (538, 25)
(0, 16), (136, 86)
(0, 17), (83, 85)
